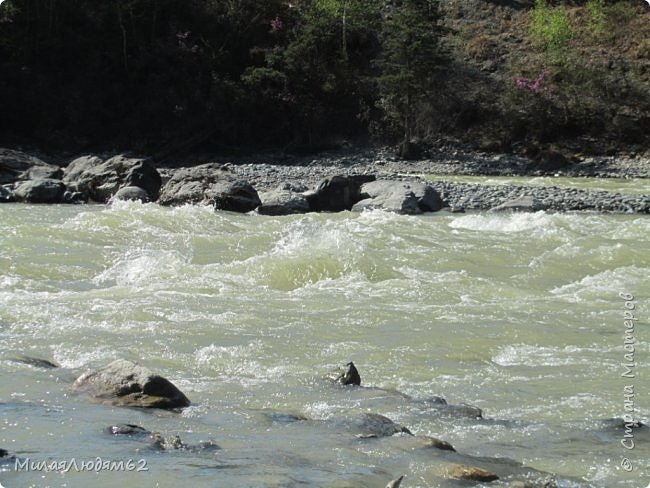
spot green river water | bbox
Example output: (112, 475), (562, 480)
(0, 189), (648, 487)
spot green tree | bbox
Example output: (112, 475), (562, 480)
(375, 0), (446, 157)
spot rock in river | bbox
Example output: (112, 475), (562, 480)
(353, 180), (443, 214)
(158, 163), (260, 212)
(63, 154), (161, 203)
(73, 359), (190, 409)
(257, 186), (310, 215)
(327, 361), (361, 386)
(13, 178), (66, 203)
(304, 174), (375, 212)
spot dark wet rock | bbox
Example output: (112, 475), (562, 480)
(304, 174), (376, 212)
(599, 417), (646, 430)
(328, 362), (361, 386)
(490, 195), (549, 212)
(0, 148), (60, 185)
(106, 424), (151, 437)
(257, 187), (310, 215)
(113, 185), (150, 203)
(13, 178), (66, 203)
(210, 179), (261, 213)
(63, 190), (87, 204)
(353, 180), (443, 214)
(63, 155), (161, 203)
(10, 355), (59, 369)
(151, 432), (185, 450)
(264, 411), (309, 423)
(507, 479), (558, 488)
(149, 433), (219, 452)
(386, 474), (405, 488)
(411, 436), (456, 452)
(0, 448), (8, 457)
(346, 413), (413, 437)
(73, 359), (190, 409)
(447, 463), (499, 482)
(0, 185), (14, 202)
(427, 402), (483, 419)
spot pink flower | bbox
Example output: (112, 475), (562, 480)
(270, 16), (283, 31)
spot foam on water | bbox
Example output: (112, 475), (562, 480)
(449, 211), (557, 233)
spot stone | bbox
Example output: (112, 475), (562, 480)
(490, 196), (549, 212)
(10, 355), (59, 369)
(304, 174), (376, 212)
(347, 413), (412, 437)
(352, 180), (443, 214)
(210, 180), (261, 213)
(158, 163), (259, 213)
(447, 464), (499, 482)
(327, 361), (361, 386)
(106, 424), (151, 437)
(0, 448), (8, 458)
(63, 155), (161, 203)
(412, 436), (455, 452)
(113, 186), (150, 203)
(73, 359), (190, 409)
(13, 178), (66, 203)
(386, 475), (405, 488)
(0, 185), (14, 202)
(0, 148), (60, 185)
(257, 187), (310, 215)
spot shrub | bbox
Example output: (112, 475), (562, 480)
(529, 0), (576, 65)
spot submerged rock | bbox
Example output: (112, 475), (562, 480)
(10, 355), (59, 369)
(411, 436), (456, 452)
(73, 359), (190, 409)
(353, 180), (443, 214)
(347, 413), (412, 437)
(446, 463), (499, 482)
(0, 448), (8, 457)
(63, 154), (161, 203)
(13, 178), (66, 203)
(327, 362), (361, 386)
(386, 475), (405, 488)
(106, 424), (151, 437)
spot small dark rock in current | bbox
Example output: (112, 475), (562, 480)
(328, 361), (361, 386)
(106, 424), (151, 437)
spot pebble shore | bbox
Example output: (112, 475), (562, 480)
(163, 148), (650, 213)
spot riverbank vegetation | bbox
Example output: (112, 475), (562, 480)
(0, 0), (648, 158)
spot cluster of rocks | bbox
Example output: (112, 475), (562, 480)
(2, 148), (648, 214)
(5, 357), (564, 487)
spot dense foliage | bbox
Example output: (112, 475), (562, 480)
(0, 0), (446, 154)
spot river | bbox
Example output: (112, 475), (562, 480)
(0, 195), (648, 487)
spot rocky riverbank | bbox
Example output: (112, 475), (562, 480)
(1, 147), (649, 214)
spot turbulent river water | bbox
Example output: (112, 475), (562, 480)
(0, 192), (648, 487)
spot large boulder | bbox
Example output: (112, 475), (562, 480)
(304, 174), (376, 212)
(257, 186), (311, 215)
(352, 180), (443, 214)
(158, 163), (259, 213)
(0, 148), (61, 185)
(13, 178), (66, 203)
(210, 179), (261, 213)
(73, 359), (190, 409)
(63, 155), (161, 203)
